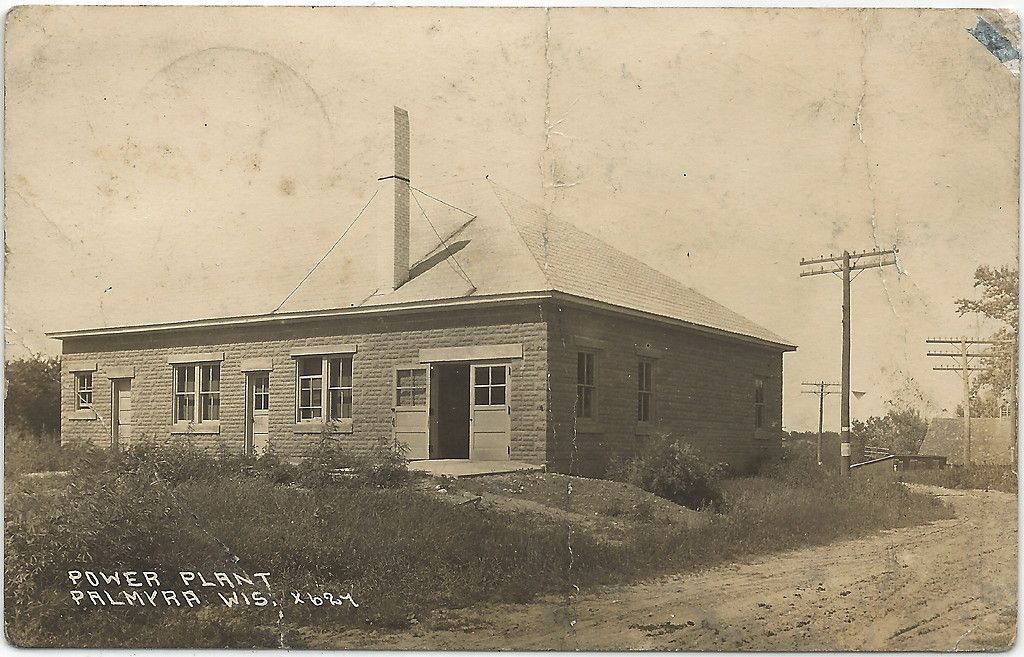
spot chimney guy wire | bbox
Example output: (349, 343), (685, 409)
(411, 189), (477, 291)
(410, 184), (478, 219)
(270, 185), (381, 314)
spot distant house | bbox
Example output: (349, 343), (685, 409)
(919, 417), (1015, 466)
(48, 108), (795, 475)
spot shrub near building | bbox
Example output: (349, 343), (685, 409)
(607, 433), (725, 510)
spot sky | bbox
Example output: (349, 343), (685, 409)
(4, 7), (1019, 430)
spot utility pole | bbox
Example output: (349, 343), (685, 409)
(801, 381), (840, 465)
(926, 337), (1003, 465)
(800, 248), (898, 476)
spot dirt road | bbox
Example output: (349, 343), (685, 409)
(315, 486), (1017, 651)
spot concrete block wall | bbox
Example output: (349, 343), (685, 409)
(60, 304), (548, 462)
(546, 302), (786, 475)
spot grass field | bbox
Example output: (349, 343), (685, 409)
(5, 437), (954, 648)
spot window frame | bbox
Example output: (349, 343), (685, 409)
(575, 351), (597, 419)
(172, 362), (221, 426)
(328, 357), (354, 420)
(637, 358), (654, 423)
(198, 363), (221, 422)
(251, 372), (270, 412)
(74, 372), (93, 410)
(754, 376), (766, 430)
(395, 366), (428, 408)
(173, 364), (196, 423)
(296, 357), (324, 421)
(295, 355), (354, 423)
(472, 364), (508, 407)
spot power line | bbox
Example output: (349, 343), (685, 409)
(270, 186), (381, 314)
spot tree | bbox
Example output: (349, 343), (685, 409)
(5, 356), (61, 437)
(851, 407), (929, 455)
(955, 389), (1001, 419)
(955, 265), (1018, 412)
(955, 265), (1018, 328)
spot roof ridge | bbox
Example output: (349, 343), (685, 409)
(487, 180), (794, 348)
(486, 177), (554, 291)
(489, 182), (729, 299)
(490, 180), (690, 290)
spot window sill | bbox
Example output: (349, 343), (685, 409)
(293, 419), (354, 435)
(69, 409), (97, 421)
(171, 422), (221, 435)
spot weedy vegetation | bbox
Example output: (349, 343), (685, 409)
(900, 465), (1018, 494)
(6, 432), (953, 648)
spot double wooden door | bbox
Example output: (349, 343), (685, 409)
(394, 363), (511, 461)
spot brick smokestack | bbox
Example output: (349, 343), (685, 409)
(392, 106), (410, 290)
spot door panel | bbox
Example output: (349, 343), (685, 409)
(114, 380), (132, 447)
(470, 364), (511, 461)
(248, 372), (270, 455)
(394, 367), (429, 460)
(428, 367), (440, 458)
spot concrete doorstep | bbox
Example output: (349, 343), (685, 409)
(407, 459), (544, 479)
